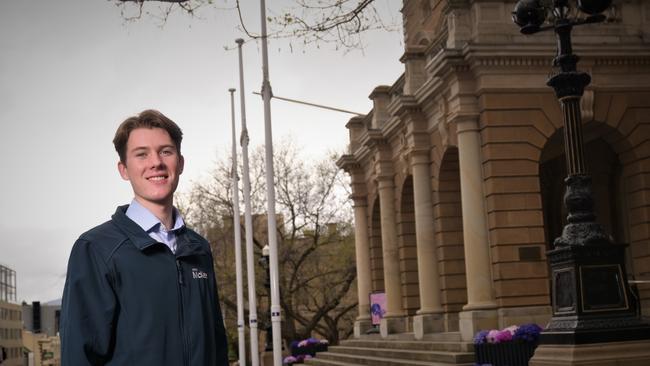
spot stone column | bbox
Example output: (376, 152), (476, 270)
(377, 175), (408, 336)
(337, 154), (374, 337)
(456, 117), (497, 341)
(410, 151), (445, 339)
(352, 195), (373, 337)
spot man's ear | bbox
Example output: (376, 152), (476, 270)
(118, 161), (130, 181)
(179, 155), (185, 175)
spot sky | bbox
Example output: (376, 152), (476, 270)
(0, 0), (404, 303)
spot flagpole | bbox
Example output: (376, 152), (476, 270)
(236, 38), (260, 366)
(257, 1), (282, 365)
(229, 87), (246, 366)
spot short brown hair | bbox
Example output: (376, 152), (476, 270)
(113, 109), (183, 163)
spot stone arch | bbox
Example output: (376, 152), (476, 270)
(368, 195), (385, 293)
(397, 175), (420, 315)
(539, 123), (629, 249)
(433, 146), (467, 330)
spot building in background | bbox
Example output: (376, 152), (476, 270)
(21, 300), (61, 365)
(22, 300), (61, 338)
(22, 330), (60, 366)
(0, 264), (22, 366)
(339, 0), (650, 343)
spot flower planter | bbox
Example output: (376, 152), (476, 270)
(474, 341), (538, 366)
(291, 343), (328, 356)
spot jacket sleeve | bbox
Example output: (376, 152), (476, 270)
(210, 255), (230, 366)
(61, 238), (117, 366)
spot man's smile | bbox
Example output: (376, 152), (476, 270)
(147, 175), (168, 181)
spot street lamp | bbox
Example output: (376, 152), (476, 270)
(258, 244), (273, 351)
(512, 0), (650, 345)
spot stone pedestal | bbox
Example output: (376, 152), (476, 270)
(530, 340), (650, 366)
(459, 309), (498, 341)
(260, 350), (274, 366)
(354, 317), (373, 338)
(444, 312), (460, 332)
(542, 239), (650, 345)
(413, 312), (445, 339)
(380, 316), (408, 337)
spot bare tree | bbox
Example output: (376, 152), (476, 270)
(178, 140), (356, 347)
(115, 0), (400, 48)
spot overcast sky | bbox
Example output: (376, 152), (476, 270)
(0, 0), (404, 303)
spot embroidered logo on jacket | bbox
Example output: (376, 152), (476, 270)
(192, 268), (208, 279)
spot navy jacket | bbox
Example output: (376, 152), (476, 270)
(61, 206), (229, 365)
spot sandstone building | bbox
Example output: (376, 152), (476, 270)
(338, 0), (650, 343)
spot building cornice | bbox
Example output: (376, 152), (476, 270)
(336, 154), (360, 173)
(388, 94), (421, 119)
(463, 43), (650, 68)
(368, 85), (392, 100)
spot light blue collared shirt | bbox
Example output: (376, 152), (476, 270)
(125, 199), (185, 253)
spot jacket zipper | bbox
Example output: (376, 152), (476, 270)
(176, 259), (190, 366)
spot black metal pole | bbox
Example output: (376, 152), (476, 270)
(512, 0), (650, 345)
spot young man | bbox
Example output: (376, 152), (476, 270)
(61, 110), (229, 365)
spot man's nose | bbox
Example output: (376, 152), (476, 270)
(149, 153), (164, 168)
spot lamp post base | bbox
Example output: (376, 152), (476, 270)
(543, 242), (650, 345)
(530, 340), (650, 366)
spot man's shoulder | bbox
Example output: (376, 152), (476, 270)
(76, 219), (128, 255)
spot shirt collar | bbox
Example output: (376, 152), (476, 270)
(125, 199), (185, 233)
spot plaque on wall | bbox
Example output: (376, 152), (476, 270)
(580, 264), (629, 312)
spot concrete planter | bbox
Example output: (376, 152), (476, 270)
(474, 342), (537, 366)
(291, 343), (328, 357)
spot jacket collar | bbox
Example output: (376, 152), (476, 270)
(112, 205), (207, 257)
(113, 205), (156, 250)
(125, 199), (185, 233)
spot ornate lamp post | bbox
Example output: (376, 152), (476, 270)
(512, 0), (650, 345)
(258, 244), (273, 351)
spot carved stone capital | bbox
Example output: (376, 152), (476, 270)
(408, 149), (431, 167)
(336, 154), (360, 173)
(350, 194), (368, 208)
(452, 113), (480, 135)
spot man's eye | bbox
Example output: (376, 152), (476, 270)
(136, 152), (147, 158)
(161, 150), (173, 156)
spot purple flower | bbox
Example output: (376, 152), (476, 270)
(473, 330), (490, 344)
(513, 323), (542, 343)
(494, 329), (513, 343)
(283, 355), (297, 364)
(486, 329), (501, 344)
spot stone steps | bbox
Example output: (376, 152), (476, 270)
(341, 339), (473, 353)
(304, 332), (475, 366)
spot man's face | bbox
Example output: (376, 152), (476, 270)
(118, 127), (184, 208)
